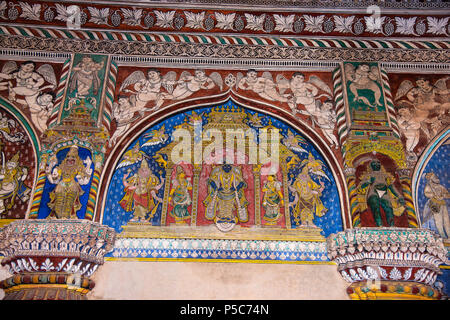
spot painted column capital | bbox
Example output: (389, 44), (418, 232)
(327, 227), (448, 299)
(0, 219), (116, 300)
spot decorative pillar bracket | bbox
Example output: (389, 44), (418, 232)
(0, 219), (115, 300)
(327, 228), (448, 300)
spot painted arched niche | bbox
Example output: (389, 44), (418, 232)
(413, 131), (450, 298)
(0, 100), (38, 220)
(35, 144), (95, 220)
(415, 134), (450, 240)
(101, 100), (343, 237)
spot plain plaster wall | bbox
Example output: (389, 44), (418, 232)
(87, 260), (349, 300)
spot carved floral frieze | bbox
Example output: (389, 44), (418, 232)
(0, 1), (449, 38)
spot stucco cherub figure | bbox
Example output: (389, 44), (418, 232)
(0, 61), (56, 131)
(28, 92), (55, 133)
(46, 146), (93, 219)
(0, 61), (56, 102)
(119, 68), (175, 111)
(309, 99), (339, 149)
(236, 69), (288, 102)
(397, 106), (421, 158)
(395, 76), (450, 142)
(171, 70), (223, 101)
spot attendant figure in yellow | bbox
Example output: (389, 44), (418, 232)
(120, 159), (164, 222)
(46, 146), (92, 219)
(168, 166), (192, 224)
(0, 151), (30, 214)
(262, 174), (284, 224)
(204, 164), (248, 227)
(289, 153), (328, 226)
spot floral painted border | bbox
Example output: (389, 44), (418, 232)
(108, 237), (330, 262)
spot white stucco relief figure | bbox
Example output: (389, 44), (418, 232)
(0, 61), (57, 132)
(309, 100), (339, 149)
(236, 69), (289, 103)
(277, 72), (333, 116)
(119, 69), (176, 111)
(395, 77), (450, 156)
(397, 107), (421, 158)
(0, 112), (25, 143)
(109, 95), (142, 147)
(171, 70), (223, 100)
(277, 72), (337, 149)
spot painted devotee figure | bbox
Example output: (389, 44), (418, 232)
(0, 152), (30, 215)
(358, 159), (405, 227)
(46, 146), (93, 219)
(69, 56), (104, 97)
(204, 164), (248, 228)
(289, 153), (328, 226)
(120, 159), (164, 223)
(422, 172), (450, 239)
(168, 166), (192, 224)
(262, 174), (284, 224)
